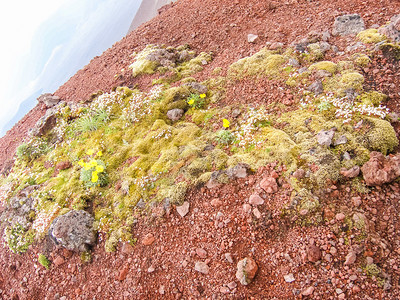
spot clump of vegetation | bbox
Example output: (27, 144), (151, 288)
(78, 150), (108, 188)
(187, 93), (206, 109)
(3, 223), (34, 254)
(16, 138), (51, 161)
(38, 254), (51, 269)
(216, 130), (235, 145)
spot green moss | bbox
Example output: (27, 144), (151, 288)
(38, 254), (51, 269)
(378, 42), (400, 60)
(306, 43), (324, 62)
(357, 91), (387, 106)
(352, 53), (371, 68)
(129, 45), (160, 77)
(228, 48), (287, 78)
(362, 117), (398, 155)
(365, 263), (381, 277)
(357, 29), (386, 44)
(309, 61), (337, 74)
(340, 72), (364, 91)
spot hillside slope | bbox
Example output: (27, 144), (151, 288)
(1, 0), (400, 299)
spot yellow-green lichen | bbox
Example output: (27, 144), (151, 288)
(361, 117), (398, 155)
(357, 29), (386, 44)
(340, 72), (365, 91)
(357, 91), (387, 106)
(309, 61), (337, 74)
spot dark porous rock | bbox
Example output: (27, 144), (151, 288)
(236, 257), (258, 285)
(184, 82), (208, 94)
(307, 80), (323, 95)
(29, 105), (61, 137)
(332, 14), (365, 36)
(167, 108), (184, 121)
(37, 93), (61, 108)
(49, 210), (96, 252)
(226, 163), (250, 179)
(361, 151), (400, 186)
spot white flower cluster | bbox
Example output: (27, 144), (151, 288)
(147, 85), (163, 101)
(0, 183), (13, 206)
(234, 106), (271, 148)
(300, 94), (390, 123)
(132, 172), (163, 192)
(151, 128), (173, 140)
(121, 91), (152, 124)
(91, 91), (125, 113)
(32, 204), (60, 234)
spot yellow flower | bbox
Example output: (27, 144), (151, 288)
(96, 165), (104, 173)
(91, 171), (99, 183)
(78, 160), (85, 167)
(222, 119), (230, 128)
(84, 163), (91, 171)
(199, 94), (206, 98)
(188, 99), (195, 105)
(86, 149), (94, 156)
(88, 160), (97, 168)
(96, 151), (103, 157)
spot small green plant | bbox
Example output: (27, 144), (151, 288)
(78, 149), (109, 187)
(317, 101), (332, 112)
(187, 93), (206, 109)
(4, 223), (34, 254)
(15, 138), (51, 161)
(38, 254), (51, 269)
(80, 251), (92, 263)
(74, 109), (109, 132)
(216, 130), (235, 145)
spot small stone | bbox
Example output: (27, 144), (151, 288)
(196, 248), (207, 259)
(349, 275), (358, 281)
(344, 251), (357, 265)
(253, 208), (262, 219)
(220, 286), (230, 294)
(292, 169), (305, 179)
(242, 204), (252, 213)
(147, 266), (155, 273)
(335, 213), (346, 221)
(316, 129), (335, 146)
(210, 198), (222, 207)
(352, 196), (362, 207)
(336, 288), (343, 295)
(142, 233), (155, 246)
(307, 80), (323, 95)
(176, 201), (190, 217)
(269, 42), (284, 50)
(195, 262), (209, 274)
(307, 244), (322, 262)
(247, 34), (258, 43)
(260, 177), (278, 193)
(121, 243), (134, 254)
(288, 58), (300, 67)
(330, 247), (338, 255)
(236, 257), (258, 285)
(338, 293), (345, 299)
(333, 14), (365, 36)
(118, 267), (129, 281)
(159, 285), (165, 295)
(53, 256), (65, 267)
(249, 194), (264, 206)
(343, 152), (351, 160)
(225, 253), (234, 263)
(353, 285), (361, 293)
(284, 273), (295, 283)
(227, 281), (237, 289)
(340, 166), (360, 178)
(167, 109), (184, 121)
(302, 286), (315, 296)
(366, 256), (374, 265)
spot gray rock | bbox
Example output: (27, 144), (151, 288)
(226, 163), (249, 179)
(29, 104), (64, 137)
(333, 14), (365, 36)
(343, 152), (351, 160)
(307, 80), (323, 95)
(167, 109), (184, 121)
(334, 135), (348, 146)
(288, 58), (300, 67)
(49, 210), (96, 252)
(316, 129), (335, 146)
(378, 15), (400, 42)
(284, 273), (295, 283)
(247, 34), (258, 43)
(37, 93), (61, 108)
(184, 82), (208, 94)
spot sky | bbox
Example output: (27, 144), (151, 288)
(0, 0), (141, 137)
